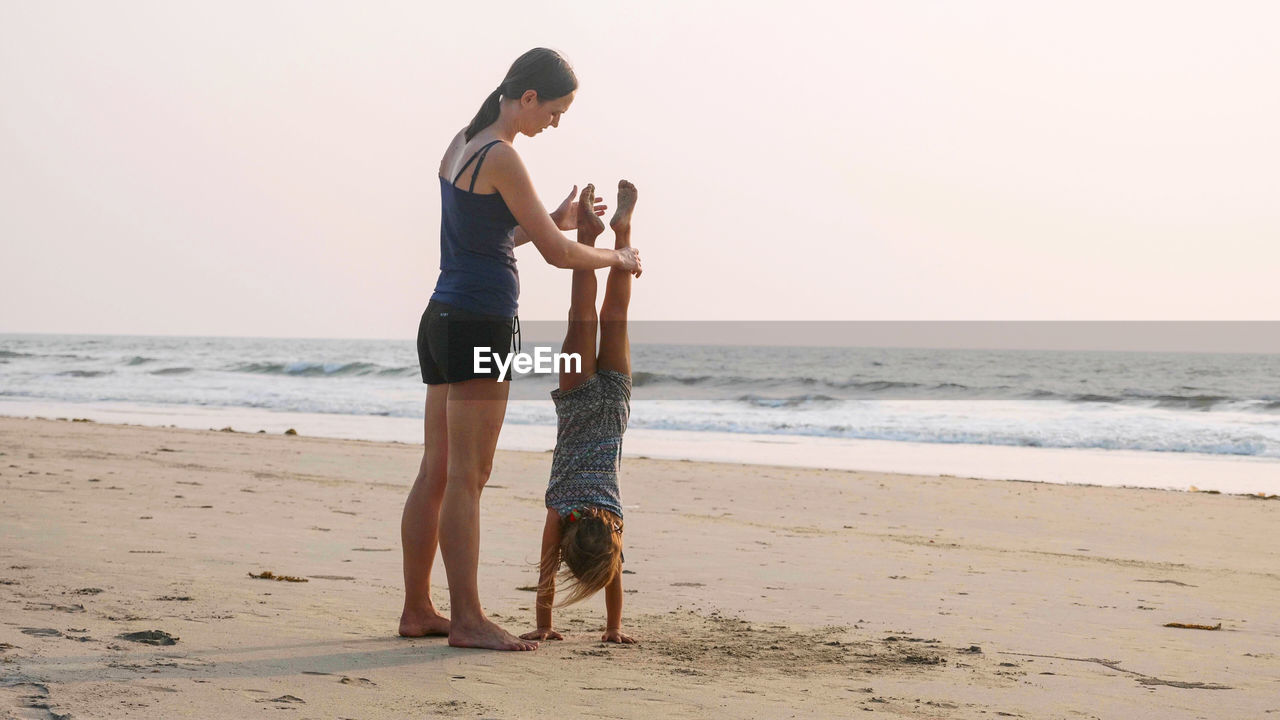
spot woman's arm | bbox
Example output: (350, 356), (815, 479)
(487, 146), (639, 273)
(520, 508), (564, 641)
(512, 186), (605, 247)
(602, 565), (635, 643)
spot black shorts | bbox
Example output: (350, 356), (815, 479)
(417, 299), (518, 385)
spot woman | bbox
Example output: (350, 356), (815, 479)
(399, 48), (642, 651)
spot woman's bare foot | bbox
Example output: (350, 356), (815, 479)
(602, 628), (637, 644)
(398, 608), (451, 637)
(449, 616), (539, 651)
(610, 180), (638, 233)
(577, 183), (605, 242)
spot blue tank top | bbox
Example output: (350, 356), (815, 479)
(430, 140), (520, 317)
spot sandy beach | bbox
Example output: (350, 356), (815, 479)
(1, 415), (1277, 718)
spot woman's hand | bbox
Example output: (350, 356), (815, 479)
(519, 628), (563, 641)
(550, 185), (607, 231)
(615, 247), (642, 277)
(601, 628), (636, 644)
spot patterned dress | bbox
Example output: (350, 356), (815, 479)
(546, 370), (631, 519)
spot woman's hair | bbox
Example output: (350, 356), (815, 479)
(540, 507), (623, 607)
(464, 48), (578, 141)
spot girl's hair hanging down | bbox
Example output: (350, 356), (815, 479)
(465, 48), (578, 141)
(539, 506), (623, 607)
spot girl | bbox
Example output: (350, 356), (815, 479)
(521, 180), (639, 645)
(399, 49), (642, 652)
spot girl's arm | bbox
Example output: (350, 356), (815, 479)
(602, 552), (636, 644)
(520, 509), (564, 641)
(487, 146), (639, 273)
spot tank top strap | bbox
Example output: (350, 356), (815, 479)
(451, 139), (505, 192)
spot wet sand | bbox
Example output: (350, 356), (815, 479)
(1, 416), (1277, 718)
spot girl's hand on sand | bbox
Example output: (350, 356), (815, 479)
(550, 185), (606, 231)
(519, 628), (563, 641)
(601, 629), (636, 644)
(615, 247), (642, 277)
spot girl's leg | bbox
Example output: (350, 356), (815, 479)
(559, 184), (606, 393)
(398, 385), (451, 636)
(436, 376), (536, 650)
(597, 180), (638, 375)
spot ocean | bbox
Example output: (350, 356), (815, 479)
(2, 333), (1278, 493)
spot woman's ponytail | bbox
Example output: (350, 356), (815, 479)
(464, 87), (503, 142)
(462, 49), (578, 142)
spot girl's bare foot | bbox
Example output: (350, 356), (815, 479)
(609, 180), (638, 233)
(449, 617), (539, 651)
(398, 608), (451, 637)
(577, 183), (605, 242)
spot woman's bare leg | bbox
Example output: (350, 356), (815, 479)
(398, 385), (452, 636)
(598, 180), (637, 375)
(560, 184), (606, 393)
(437, 377), (536, 650)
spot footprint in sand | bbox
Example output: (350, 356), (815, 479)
(0, 680), (69, 720)
(257, 695), (305, 704)
(430, 699), (488, 715)
(116, 630), (178, 646)
(339, 677), (377, 688)
(19, 628), (63, 638)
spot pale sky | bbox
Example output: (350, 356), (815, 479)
(2, 1), (1278, 339)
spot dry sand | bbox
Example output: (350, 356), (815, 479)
(1, 416), (1277, 718)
